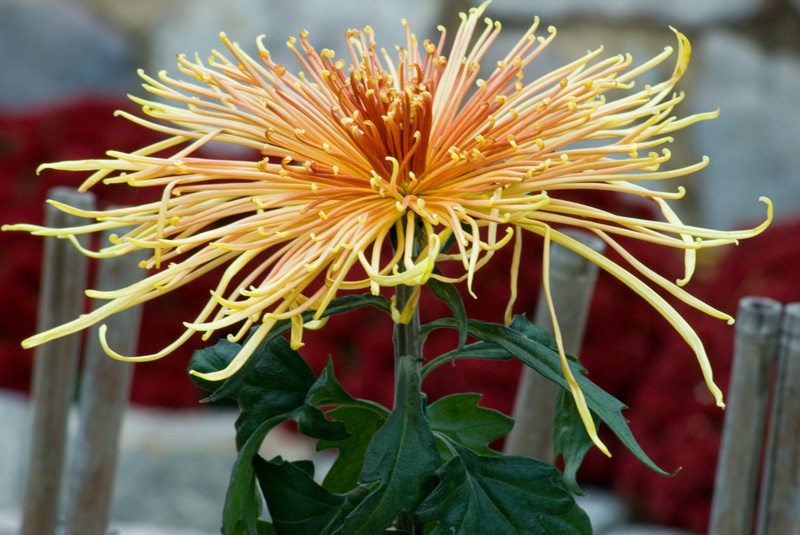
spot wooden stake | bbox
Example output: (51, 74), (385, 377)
(21, 188), (95, 535)
(504, 230), (604, 460)
(63, 228), (146, 535)
(756, 302), (800, 535)
(709, 296), (782, 535)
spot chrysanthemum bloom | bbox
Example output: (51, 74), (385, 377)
(4, 3), (771, 453)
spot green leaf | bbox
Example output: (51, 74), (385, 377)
(553, 389), (598, 496)
(308, 359), (389, 417)
(313, 292), (392, 316)
(427, 273), (468, 350)
(422, 316), (668, 475)
(307, 358), (390, 493)
(219, 416), (285, 535)
(334, 356), (440, 534)
(189, 334), (353, 535)
(193, 293), (391, 402)
(256, 521), (277, 535)
(191, 335), (346, 448)
(316, 406), (388, 493)
(255, 456), (348, 535)
(199, 328), (294, 403)
(414, 442), (592, 535)
(427, 393), (514, 457)
(421, 340), (512, 378)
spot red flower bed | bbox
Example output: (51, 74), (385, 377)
(0, 97), (211, 406)
(2, 99), (796, 533)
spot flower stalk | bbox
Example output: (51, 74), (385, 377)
(393, 284), (423, 371)
(392, 283), (423, 535)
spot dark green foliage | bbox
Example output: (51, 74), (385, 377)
(188, 291), (671, 535)
(427, 393), (513, 457)
(332, 356), (440, 534)
(415, 441), (591, 535)
(421, 315), (668, 476)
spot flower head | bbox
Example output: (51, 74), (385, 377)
(4, 3), (770, 454)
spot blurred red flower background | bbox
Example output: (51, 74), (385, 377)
(1, 98), (797, 534)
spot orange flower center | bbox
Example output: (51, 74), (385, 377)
(330, 67), (434, 193)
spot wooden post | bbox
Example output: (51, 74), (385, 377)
(756, 302), (800, 535)
(63, 228), (146, 535)
(504, 230), (604, 459)
(708, 296), (782, 535)
(21, 188), (95, 535)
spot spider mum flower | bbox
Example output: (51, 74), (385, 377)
(4, 3), (771, 453)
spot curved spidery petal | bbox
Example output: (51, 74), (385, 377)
(523, 222), (727, 407)
(541, 224), (610, 456)
(4, 5), (771, 453)
(190, 318), (278, 381)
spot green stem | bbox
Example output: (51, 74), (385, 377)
(393, 284), (422, 367)
(392, 284), (422, 535)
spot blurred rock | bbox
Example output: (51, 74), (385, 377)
(691, 30), (800, 230)
(603, 526), (692, 535)
(485, 0), (768, 27)
(0, 510), (20, 535)
(109, 409), (238, 531)
(148, 0), (443, 73)
(0, 2), (139, 111)
(0, 390), (317, 534)
(575, 486), (631, 533)
(69, 0), (173, 41)
(110, 407), (316, 531)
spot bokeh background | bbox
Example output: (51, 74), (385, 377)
(1, 0), (799, 533)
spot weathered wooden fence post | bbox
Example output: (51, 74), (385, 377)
(63, 226), (145, 535)
(708, 296), (783, 535)
(756, 301), (800, 535)
(20, 188), (95, 535)
(504, 230), (604, 460)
